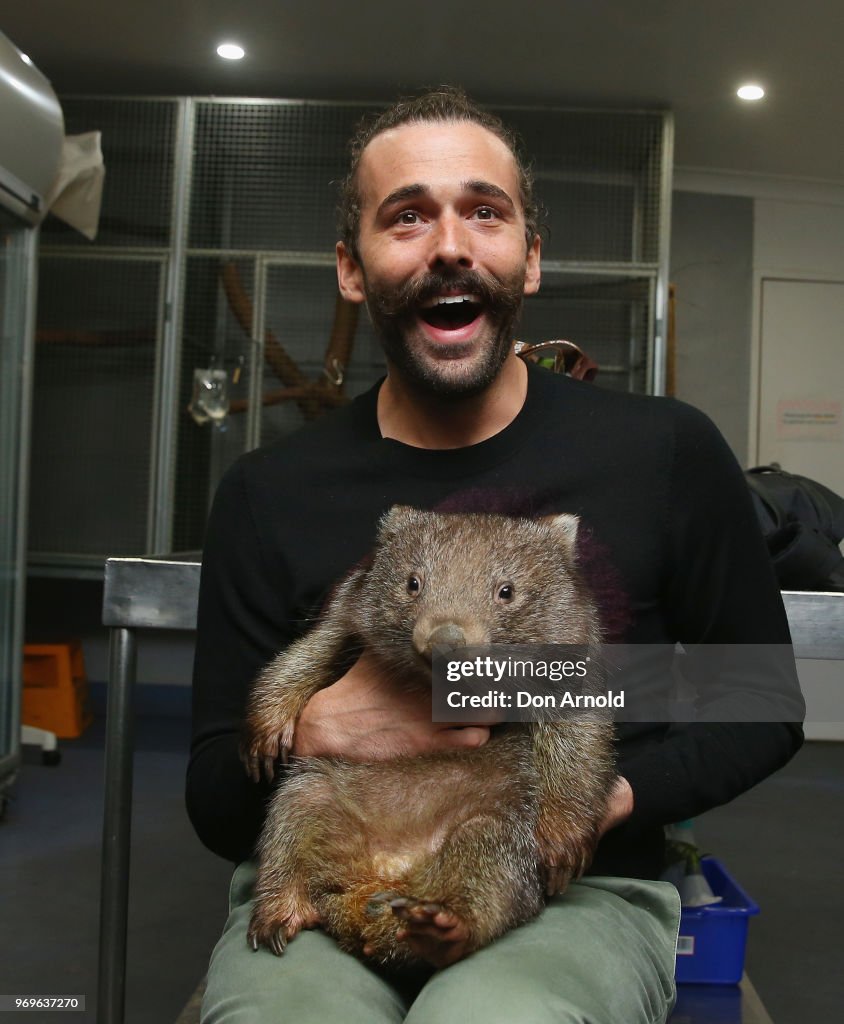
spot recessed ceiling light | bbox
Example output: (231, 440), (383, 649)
(737, 84), (765, 101)
(217, 43), (245, 61)
(20, 52), (33, 66)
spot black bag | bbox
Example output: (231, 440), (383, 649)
(745, 464), (844, 591)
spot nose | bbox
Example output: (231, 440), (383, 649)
(428, 212), (473, 271)
(414, 622), (468, 662)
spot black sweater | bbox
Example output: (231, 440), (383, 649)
(187, 364), (803, 877)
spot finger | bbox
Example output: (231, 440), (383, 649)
(437, 726), (491, 749)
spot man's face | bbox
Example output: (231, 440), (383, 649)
(337, 120), (541, 396)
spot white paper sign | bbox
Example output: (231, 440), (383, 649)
(776, 399), (841, 441)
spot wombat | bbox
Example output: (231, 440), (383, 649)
(241, 506), (616, 968)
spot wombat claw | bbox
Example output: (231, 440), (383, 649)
(365, 891), (397, 917)
(241, 727), (294, 782)
(249, 926), (288, 956)
(242, 748), (279, 784)
(248, 899), (322, 956)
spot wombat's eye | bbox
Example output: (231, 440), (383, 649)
(496, 583), (515, 604)
(407, 573), (423, 595)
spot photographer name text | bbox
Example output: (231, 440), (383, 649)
(445, 689), (626, 709)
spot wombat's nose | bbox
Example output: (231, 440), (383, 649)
(417, 623), (467, 661)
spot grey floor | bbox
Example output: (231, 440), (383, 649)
(1, 721), (842, 1024)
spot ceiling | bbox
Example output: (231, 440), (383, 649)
(4, 0), (844, 185)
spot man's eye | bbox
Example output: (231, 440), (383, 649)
(397, 210), (419, 225)
(474, 206), (497, 221)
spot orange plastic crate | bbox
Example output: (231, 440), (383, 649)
(22, 642), (93, 738)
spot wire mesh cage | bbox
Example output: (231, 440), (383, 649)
(31, 97), (671, 566)
(518, 273), (653, 393)
(41, 97), (177, 250)
(190, 101), (370, 253)
(503, 107), (665, 265)
(29, 255), (163, 558)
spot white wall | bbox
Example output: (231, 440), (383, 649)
(753, 197), (844, 279)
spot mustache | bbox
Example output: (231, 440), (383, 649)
(366, 269), (525, 320)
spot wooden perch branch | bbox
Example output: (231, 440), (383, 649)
(219, 261), (359, 421)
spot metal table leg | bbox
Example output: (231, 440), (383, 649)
(97, 626), (137, 1024)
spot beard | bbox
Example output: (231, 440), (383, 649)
(363, 266), (527, 397)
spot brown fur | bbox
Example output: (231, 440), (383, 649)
(241, 506), (616, 967)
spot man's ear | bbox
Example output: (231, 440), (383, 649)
(523, 233), (541, 297)
(336, 242), (367, 304)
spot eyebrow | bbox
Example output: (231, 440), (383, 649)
(463, 180), (517, 213)
(376, 184), (428, 219)
(375, 180), (517, 219)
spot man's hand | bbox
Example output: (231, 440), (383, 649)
(290, 650), (491, 760)
(599, 776), (634, 836)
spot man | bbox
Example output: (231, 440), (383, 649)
(188, 87), (803, 1022)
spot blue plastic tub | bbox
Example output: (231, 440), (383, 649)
(674, 856), (760, 984)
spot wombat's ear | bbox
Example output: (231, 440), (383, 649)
(376, 505), (421, 542)
(539, 513), (580, 556)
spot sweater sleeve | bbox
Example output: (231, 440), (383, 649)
(616, 402), (804, 834)
(185, 457), (293, 863)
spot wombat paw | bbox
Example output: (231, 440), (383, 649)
(240, 721), (296, 782)
(537, 829), (597, 896)
(247, 899), (321, 955)
(386, 898), (474, 969)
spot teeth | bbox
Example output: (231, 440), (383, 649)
(422, 294), (477, 308)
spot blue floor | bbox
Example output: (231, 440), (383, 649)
(0, 717), (231, 1023)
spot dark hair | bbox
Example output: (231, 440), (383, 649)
(338, 85), (540, 258)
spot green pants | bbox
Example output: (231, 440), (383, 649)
(202, 862), (680, 1023)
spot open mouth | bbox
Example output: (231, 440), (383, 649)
(418, 294), (484, 334)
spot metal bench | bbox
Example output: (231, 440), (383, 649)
(98, 558), (844, 1023)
